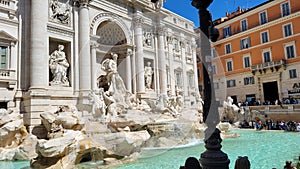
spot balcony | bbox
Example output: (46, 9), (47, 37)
(251, 59), (286, 74)
(0, 0), (16, 19)
(0, 69), (15, 80)
(0, 69), (16, 88)
(0, 0), (10, 7)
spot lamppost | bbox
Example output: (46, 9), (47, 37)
(183, 0), (230, 168)
(150, 0), (229, 168)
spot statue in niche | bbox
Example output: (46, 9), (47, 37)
(144, 61), (153, 89)
(50, 0), (70, 24)
(143, 32), (152, 47)
(49, 44), (70, 86)
(100, 53), (129, 108)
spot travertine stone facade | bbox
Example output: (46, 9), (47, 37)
(0, 0), (199, 128)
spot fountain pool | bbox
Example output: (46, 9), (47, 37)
(113, 130), (300, 169)
(2, 130), (300, 169)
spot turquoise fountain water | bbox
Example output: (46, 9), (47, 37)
(113, 130), (300, 169)
(2, 130), (300, 169)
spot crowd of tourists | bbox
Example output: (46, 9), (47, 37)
(236, 98), (299, 107)
(239, 119), (300, 132)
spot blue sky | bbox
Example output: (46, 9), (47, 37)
(164, 0), (269, 27)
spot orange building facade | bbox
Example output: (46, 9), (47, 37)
(202, 0), (300, 105)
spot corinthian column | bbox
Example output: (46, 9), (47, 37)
(30, 0), (48, 88)
(157, 26), (167, 94)
(91, 42), (97, 90)
(125, 49), (133, 92)
(76, 0), (92, 91)
(133, 16), (145, 94)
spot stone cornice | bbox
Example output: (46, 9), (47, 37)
(215, 0), (285, 28)
(0, 16), (18, 26)
(47, 24), (74, 37)
(213, 11), (300, 46)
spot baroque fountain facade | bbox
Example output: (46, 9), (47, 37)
(0, 0), (205, 168)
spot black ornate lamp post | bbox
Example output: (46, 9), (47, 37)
(150, 0), (229, 168)
(181, 0), (230, 168)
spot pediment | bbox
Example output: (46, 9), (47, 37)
(0, 30), (17, 42)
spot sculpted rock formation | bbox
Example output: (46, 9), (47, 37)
(221, 96), (242, 123)
(0, 109), (38, 161)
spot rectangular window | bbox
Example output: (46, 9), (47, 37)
(241, 19), (248, 32)
(261, 31), (269, 44)
(263, 51), (271, 62)
(259, 11), (268, 25)
(226, 60), (233, 72)
(240, 38), (250, 49)
(175, 71), (182, 87)
(244, 56), (250, 68)
(286, 45), (295, 59)
(225, 43), (231, 54)
(188, 73), (194, 88)
(289, 69), (297, 78)
(223, 26), (232, 38)
(212, 65), (216, 75)
(281, 2), (290, 17)
(0, 46), (8, 69)
(283, 24), (293, 37)
(227, 80), (236, 88)
(214, 82), (219, 89)
(244, 77), (255, 85)
(212, 48), (217, 58)
(173, 38), (179, 51)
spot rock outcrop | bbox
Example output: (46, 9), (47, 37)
(0, 109), (38, 161)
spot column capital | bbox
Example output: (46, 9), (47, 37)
(133, 16), (144, 28)
(127, 48), (133, 56)
(73, 0), (92, 8)
(90, 41), (98, 49)
(157, 26), (166, 36)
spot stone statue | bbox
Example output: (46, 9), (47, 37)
(221, 96), (241, 123)
(50, 0), (70, 24)
(49, 44), (70, 86)
(99, 53), (129, 109)
(155, 94), (170, 113)
(153, 0), (164, 9)
(89, 89), (118, 121)
(143, 32), (152, 47)
(144, 62), (153, 89)
(89, 89), (107, 118)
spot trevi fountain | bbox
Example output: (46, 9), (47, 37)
(0, 53), (211, 169)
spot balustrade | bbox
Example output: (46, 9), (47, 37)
(0, 69), (15, 80)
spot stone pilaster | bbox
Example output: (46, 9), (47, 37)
(91, 42), (97, 90)
(191, 39), (198, 94)
(133, 16), (145, 94)
(125, 49), (133, 92)
(166, 33), (175, 95)
(157, 26), (167, 95)
(77, 0), (92, 92)
(30, 0), (48, 88)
